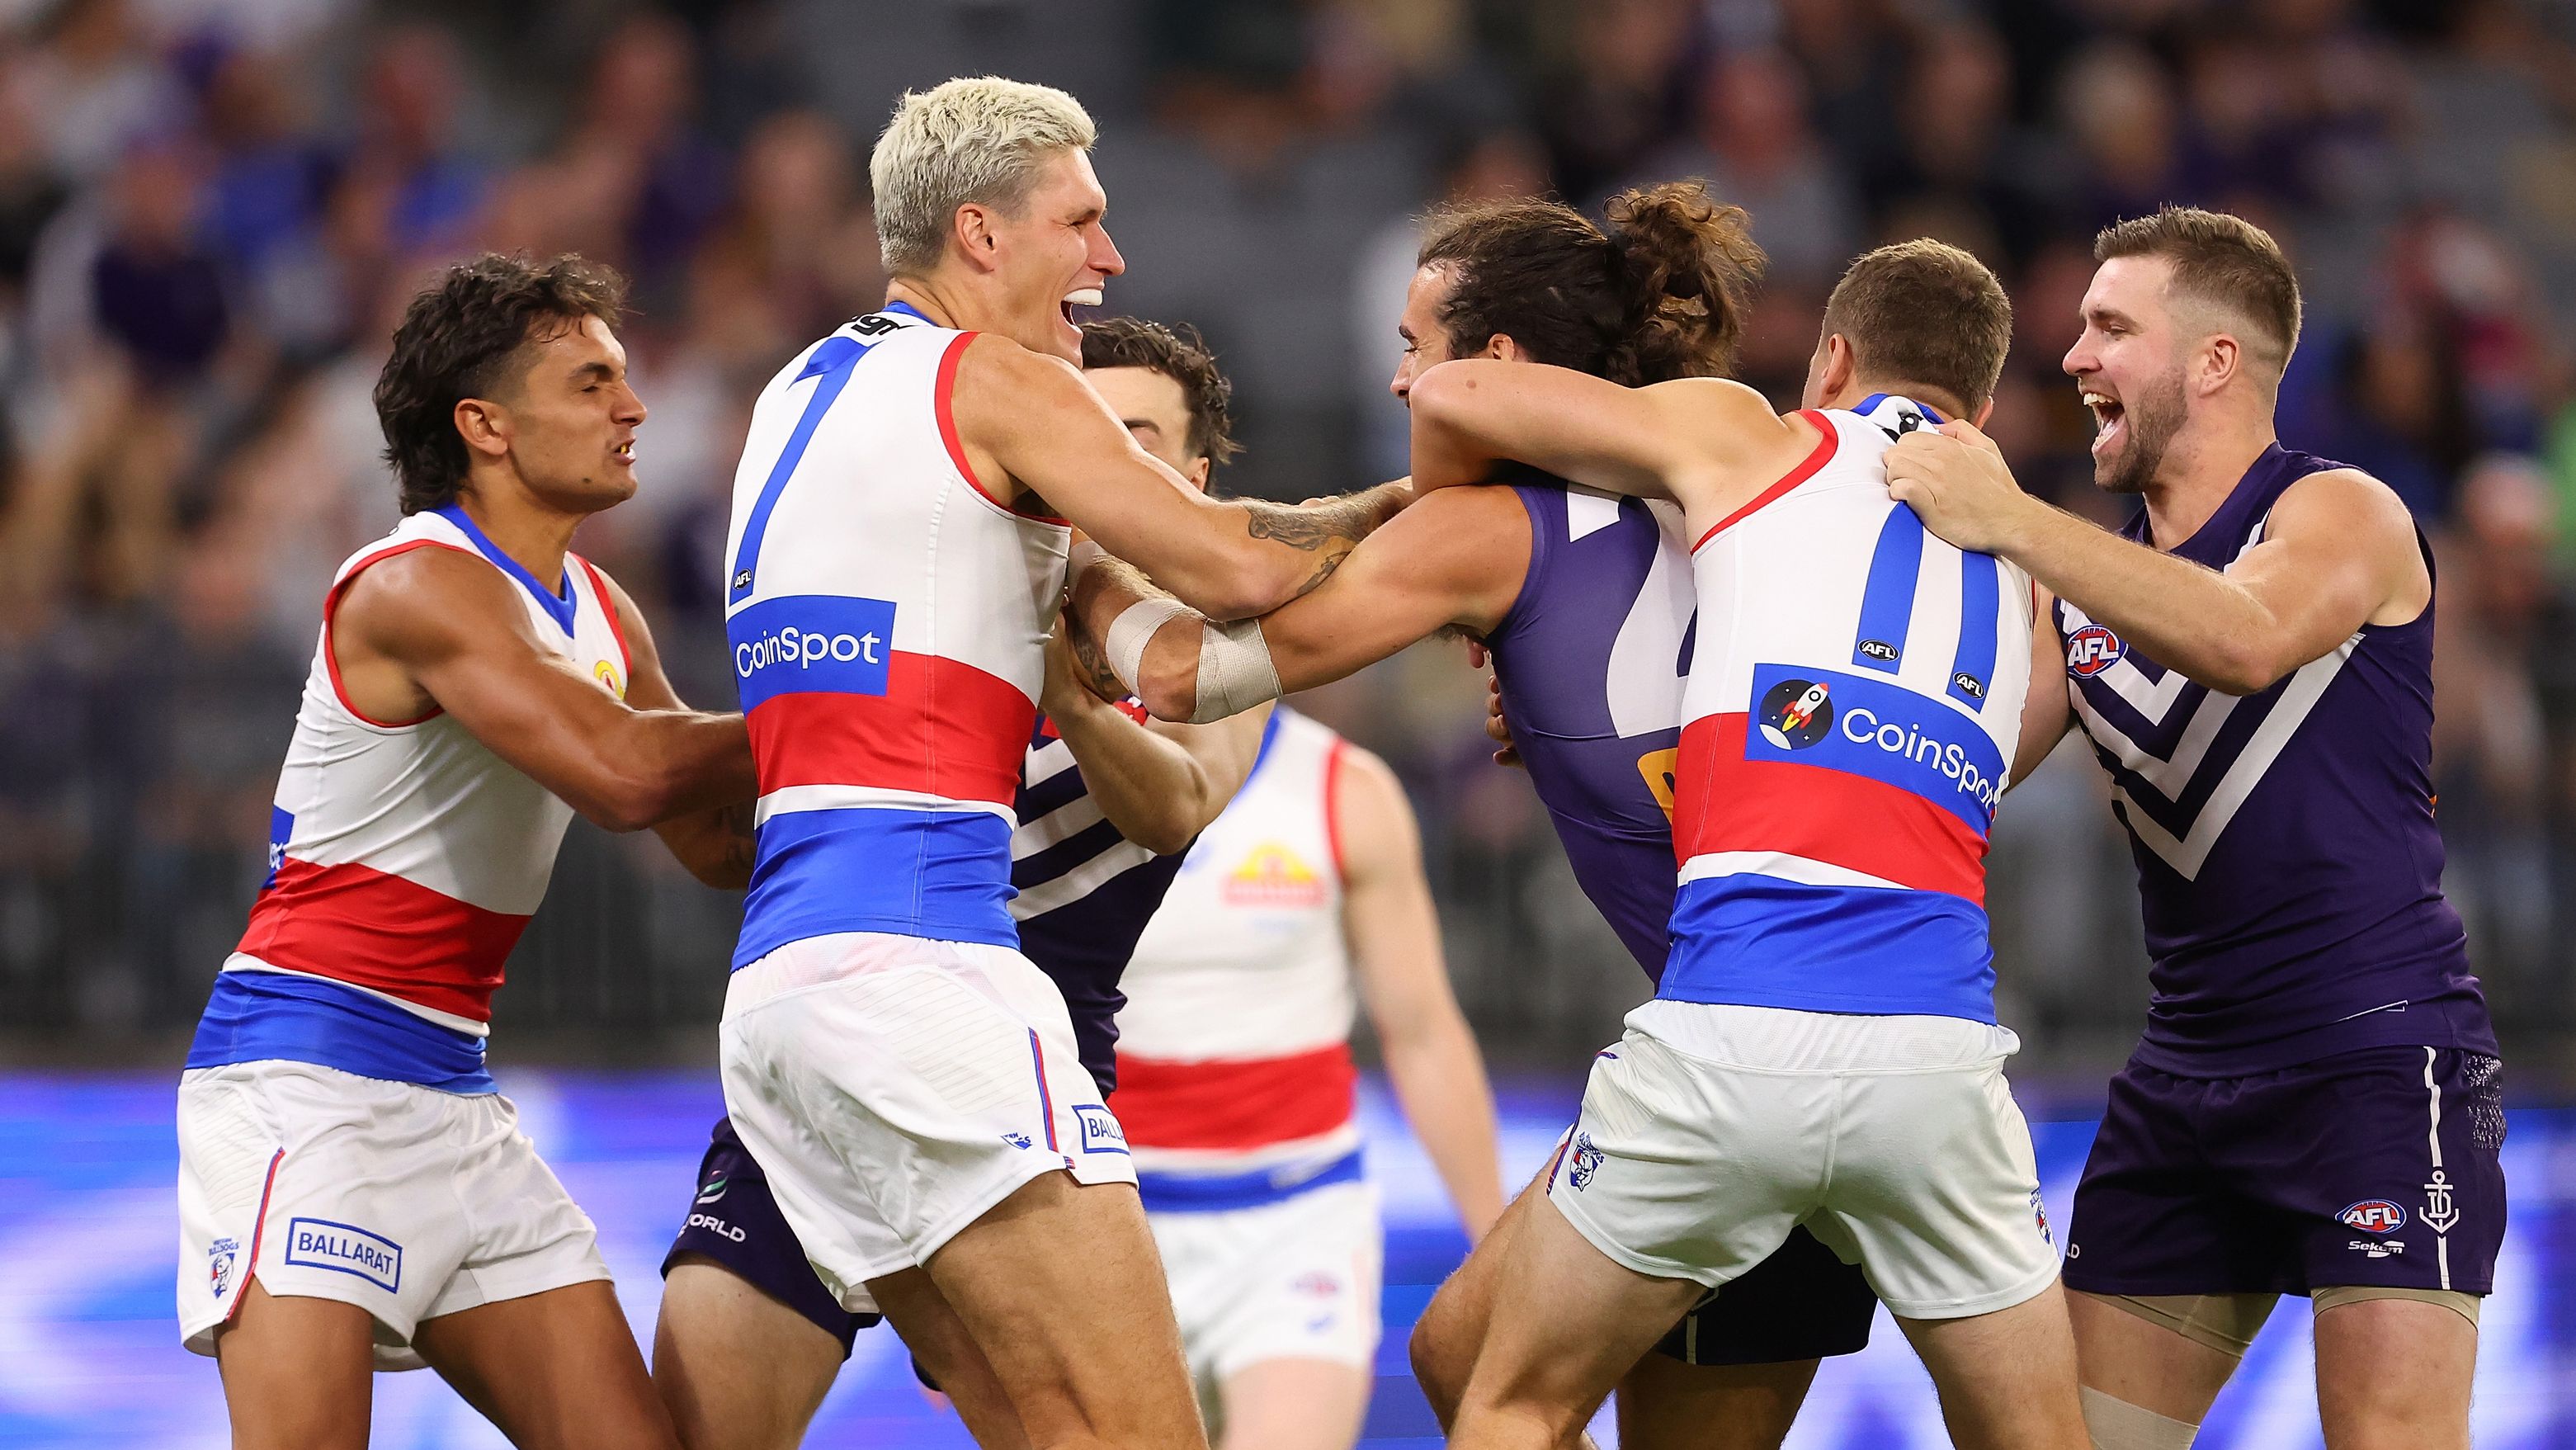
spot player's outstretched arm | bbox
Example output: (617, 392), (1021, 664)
(952, 338), (1404, 620)
(1062, 486), (1529, 723)
(1406, 361), (1796, 510)
(1037, 624), (1269, 855)
(1886, 421), (2424, 695)
(337, 549), (757, 834)
(588, 566), (758, 888)
(1339, 747), (1503, 1241)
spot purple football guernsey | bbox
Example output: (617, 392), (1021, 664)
(1481, 482), (1693, 979)
(2056, 443), (2495, 1075)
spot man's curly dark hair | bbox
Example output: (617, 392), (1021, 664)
(373, 253), (629, 515)
(1078, 316), (1242, 467)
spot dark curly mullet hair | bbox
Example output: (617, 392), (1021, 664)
(374, 253), (628, 515)
(1078, 315), (1243, 466)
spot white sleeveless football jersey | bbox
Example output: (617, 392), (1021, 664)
(1113, 710), (1361, 1178)
(1666, 393), (2034, 1023)
(190, 504), (630, 1090)
(720, 304), (1070, 966)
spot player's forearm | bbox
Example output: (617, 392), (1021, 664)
(1042, 686), (1220, 854)
(599, 711), (758, 832)
(1067, 552), (1289, 724)
(1381, 1019), (1504, 1240)
(651, 798), (756, 889)
(1999, 504), (2288, 695)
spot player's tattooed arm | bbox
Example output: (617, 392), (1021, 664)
(1064, 487), (1523, 722)
(958, 339), (1404, 620)
(653, 797), (757, 890)
(1235, 480), (1411, 601)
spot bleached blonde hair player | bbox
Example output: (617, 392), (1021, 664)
(689, 76), (1409, 1450)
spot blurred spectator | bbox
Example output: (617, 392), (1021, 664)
(1628, 47), (1859, 288)
(1531, 0), (1695, 201)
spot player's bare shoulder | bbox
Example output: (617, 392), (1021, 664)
(2270, 464), (2431, 623)
(945, 330), (1098, 494)
(337, 543), (549, 659)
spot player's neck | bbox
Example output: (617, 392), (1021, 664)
(447, 479), (583, 591)
(2141, 415), (2279, 549)
(884, 276), (1001, 337)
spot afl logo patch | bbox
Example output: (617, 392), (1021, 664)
(1757, 678), (1833, 750)
(595, 659), (625, 699)
(2066, 625), (2125, 678)
(2338, 1199), (2408, 1235)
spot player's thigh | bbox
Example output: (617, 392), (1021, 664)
(1894, 1280), (2087, 1450)
(1616, 1353), (1819, 1450)
(1455, 1191), (1708, 1443)
(652, 1259), (846, 1450)
(1217, 1358), (1373, 1450)
(212, 1280), (376, 1450)
(924, 1168), (1205, 1447)
(411, 1278), (680, 1450)
(872, 1264), (1033, 1450)
(1813, 1058), (2057, 1323)
(2313, 1293), (2477, 1450)
(2065, 1288), (2256, 1424)
(1412, 1158), (1552, 1423)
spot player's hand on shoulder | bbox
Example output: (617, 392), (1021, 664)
(1885, 418), (2036, 555)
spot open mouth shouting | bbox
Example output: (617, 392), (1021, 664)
(1060, 286), (1103, 328)
(2082, 386), (2125, 458)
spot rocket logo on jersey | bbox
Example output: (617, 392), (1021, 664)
(728, 594), (896, 710)
(1757, 678), (1835, 749)
(2065, 624), (2125, 678)
(1220, 843), (1328, 909)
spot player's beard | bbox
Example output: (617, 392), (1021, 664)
(2096, 366), (2187, 497)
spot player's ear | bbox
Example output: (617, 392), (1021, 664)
(1970, 395), (1996, 429)
(952, 201), (1001, 272)
(1484, 333), (1525, 362)
(453, 397), (511, 461)
(1819, 333), (1856, 396)
(1185, 456), (1211, 491)
(2199, 333), (2240, 397)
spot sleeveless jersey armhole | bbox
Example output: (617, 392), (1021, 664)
(323, 539), (474, 730)
(1692, 410), (1840, 551)
(937, 332), (1071, 527)
(1323, 737), (1351, 884)
(573, 555), (633, 675)
(1483, 484), (1550, 647)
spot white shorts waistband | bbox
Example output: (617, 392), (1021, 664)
(1627, 1000), (2020, 1074)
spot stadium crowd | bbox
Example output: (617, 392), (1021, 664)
(2, 0), (2574, 1077)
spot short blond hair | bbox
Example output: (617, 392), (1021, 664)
(870, 76), (1098, 276)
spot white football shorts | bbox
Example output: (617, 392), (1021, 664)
(1546, 1001), (2060, 1320)
(719, 931), (1138, 1315)
(1149, 1178), (1384, 1402)
(176, 1060), (608, 1367)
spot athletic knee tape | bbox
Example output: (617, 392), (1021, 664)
(2079, 1386), (2200, 1450)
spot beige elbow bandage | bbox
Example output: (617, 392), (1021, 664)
(1189, 619), (1282, 723)
(1104, 597), (1190, 695)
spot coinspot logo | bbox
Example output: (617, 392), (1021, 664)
(727, 594), (898, 710)
(1743, 664), (2007, 834)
